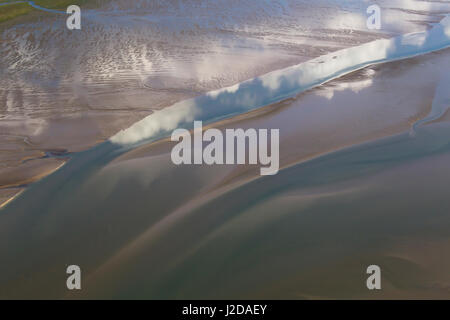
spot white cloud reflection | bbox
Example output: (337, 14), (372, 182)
(111, 14), (450, 145)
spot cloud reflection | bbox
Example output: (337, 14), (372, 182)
(111, 14), (450, 145)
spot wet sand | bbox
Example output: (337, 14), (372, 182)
(76, 125), (450, 300)
(1, 0), (450, 299)
(116, 47), (450, 188)
(2, 0), (443, 206)
(1, 44), (450, 298)
(0, 110), (150, 205)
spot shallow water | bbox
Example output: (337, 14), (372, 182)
(1, 0), (450, 299)
(2, 46), (450, 298)
(2, 118), (450, 298)
(0, 0), (394, 191)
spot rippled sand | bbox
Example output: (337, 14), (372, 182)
(1, 45), (450, 298)
(1, 0), (445, 205)
(1, 0), (450, 300)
